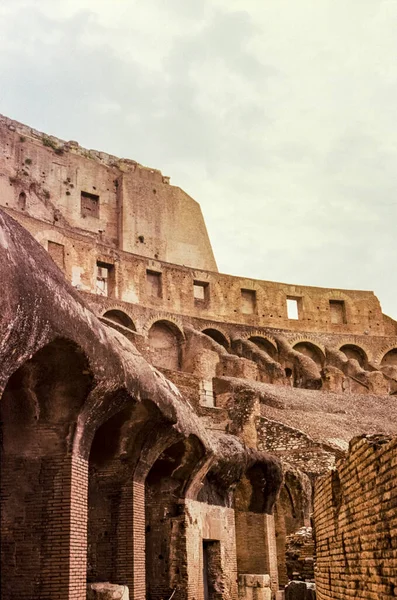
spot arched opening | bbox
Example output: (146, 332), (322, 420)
(249, 336), (278, 360)
(145, 436), (205, 600)
(197, 453), (282, 600)
(103, 309), (136, 330)
(273, 471), (311, 587)
(86, 399), (168, 599)
(340, 344), (367, 368)
(381, 349), (397, 367)
(274, 484), (303, 586)
(202, 328), (229, 349)
(87, 406), (132, 585)
(234, 462), (282, 593)
(148, 321), (183, 370)
(0, 339), (92, 600)
(293, 342), (324, 367)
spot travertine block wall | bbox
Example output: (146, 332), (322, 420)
(0, 114), (217, 271)
(314, 435), (397, 600)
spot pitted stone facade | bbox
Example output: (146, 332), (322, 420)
(0, 115), (396, 600)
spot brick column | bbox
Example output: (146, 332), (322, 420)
(235, 512), (279, 595)
(116, 479), (146, 600)
(40, 454), (88, 600)
(264, 514), (279, 595)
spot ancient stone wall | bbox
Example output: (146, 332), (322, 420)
(257, 418), (338, 476)
(1, 116), (395, 340)
(5, 207), (389, 338)
(0, 114), (217, 271)
(1, 115), (397, 600)
(314, 435), (397, 600)
(285, 527), (315, 582)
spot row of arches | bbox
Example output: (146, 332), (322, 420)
(101, 308), (397, 373)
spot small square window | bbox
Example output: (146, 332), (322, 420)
(193, 281), (209, 304)
(287, 297), (300, 320)
(81, 191), (99, 218)
(241, 289), (256, 314)
(96, 261), (114, 297)
(147, 270), (162, 298)
(18, 191), (27, 210)
(48, 241), (65, 270)
(329, 300), (346, 324)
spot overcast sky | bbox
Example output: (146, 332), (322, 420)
(0, 0), (396, 318)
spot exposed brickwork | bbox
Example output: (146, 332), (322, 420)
(0, 453), (88, 600)
(257, 417), (337, 475)
(235, 512), (279, 595)
(314, 435), (397, 599)
(116, 480), (145, 597)
(285, 527), (315, 582)
(185, 500), (238, 600)
(145, 482), (187, 600)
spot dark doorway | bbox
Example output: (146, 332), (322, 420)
(203, 540), (222, 600)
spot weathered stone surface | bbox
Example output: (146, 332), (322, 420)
(238, 574), (271, 588)
(238, 574), (272, 600)
(285, 527), (315, 582)
(87, 582), (129, 600)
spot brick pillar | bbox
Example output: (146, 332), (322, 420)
(116, 479), (146, 600)
(264, 514), (279, 595)
(235, 512), (279, 595)
(40, 454), (88, 600)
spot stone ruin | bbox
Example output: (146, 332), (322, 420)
(0, 114), (396, 600)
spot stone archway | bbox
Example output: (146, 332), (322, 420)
(144, 435), (205, 600)
(148, 320), (183, 370)
(340, 344), (368, 368)
(0, 339), (93, 600)
(293, 342), (325, 368)
(103, 309), (136, 331)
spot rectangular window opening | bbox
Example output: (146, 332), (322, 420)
(81, 191), (100, 218)
(194, 280), (209, 304)
(147, 270), (162, 298)
(48, 241), (65, 270)
(96, 261), (114, 297)
(329, 300), (346, 324)
(241, 289), (256, 314)
(287, 297), (300, 320)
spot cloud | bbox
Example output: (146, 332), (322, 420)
(0, 0), (395, 318)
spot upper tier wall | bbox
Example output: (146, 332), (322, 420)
(3, 209), (391, 337)
(0, 114), (217, 272)
(0, 114), (394, 338)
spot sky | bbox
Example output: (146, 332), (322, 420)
(0, 0), (396, 318)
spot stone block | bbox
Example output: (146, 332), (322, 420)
(238, 574), (272, 600)
(238, 574), (271, 588)
(285, 581), (308, 600)
(87, 582), (129, 600)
